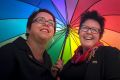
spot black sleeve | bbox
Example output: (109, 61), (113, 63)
(103, 47), (120, 80)
(0, 44), (16, 79)
(44, 51), (53, 69)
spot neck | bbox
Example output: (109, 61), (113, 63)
(26, 37), (47, 61)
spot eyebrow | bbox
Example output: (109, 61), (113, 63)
(81, 25), (100, 29)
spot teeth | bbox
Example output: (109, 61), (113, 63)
(84, 36), (93, 40)
(85, 38), (92, 40)
(41, 29), (48, 32)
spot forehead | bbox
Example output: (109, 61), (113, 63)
(35, 12), (53, 20)
(82, 19), (100, 28)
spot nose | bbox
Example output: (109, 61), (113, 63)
(42, 22), (50, 27)
(86, 29), (92, 34)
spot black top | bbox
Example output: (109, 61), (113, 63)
(59, 46), (120, 80)
(59, 60), (87, 80)
(0, 37), (55, 80)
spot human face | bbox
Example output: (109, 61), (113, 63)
(79, 19), (101, 49)
(27, 12), (55, 42)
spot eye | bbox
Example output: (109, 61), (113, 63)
(91, 28), (100, 33)
(47, 20), (54, 27)
(37, 17), (45, 23)
(81, 27), (89, 31)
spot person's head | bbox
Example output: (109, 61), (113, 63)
(26, 9), (56, 42)
(78, 10), (105, 49)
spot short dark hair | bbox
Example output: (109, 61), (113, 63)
(26, 9), (56, 38)
(79, 10), (105, 37)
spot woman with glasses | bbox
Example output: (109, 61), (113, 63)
(0, 9), (56, 80)
(53, 10), (120, 80)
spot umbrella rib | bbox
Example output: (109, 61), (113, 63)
(51, 0), (67, 25)
(47, 30), (66, 50)
(64, 0), (69, 24)
(55, 28), (67, 35)
(60, 27), (69, 59)
(105, 28), (120, 33)
(103, 14), (120, 16)
(0, 18), (28, 20)
(70, 30), (80, 47)
(69, 28), (80, 38)
(69, 34), (72, 58)
(71, 0), (101, 26)
(70, 0), (79, 24)
(56, 22), (66, 29)
(71, 18), (80, 26)
(100, 40), (110, 46)
(18, 0), (67, 26)
(18, 0), (40, 11)
(56, 26), (65, 30)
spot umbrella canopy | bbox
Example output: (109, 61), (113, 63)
(0, 0), (120, 64)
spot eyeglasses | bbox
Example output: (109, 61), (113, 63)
(33, 17), (55, 27)
(80, 25), (101, 34)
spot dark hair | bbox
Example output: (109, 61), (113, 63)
(26, 9), (56, 38)
(79, 10), (105, 37)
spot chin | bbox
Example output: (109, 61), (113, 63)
(82, 43), (94, 48)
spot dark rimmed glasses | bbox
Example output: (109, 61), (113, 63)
(33, 17), (55, 27)
(80, 25), (101, 34)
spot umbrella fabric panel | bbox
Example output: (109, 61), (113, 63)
(52, 0), (67, 23)
(0, 19), (26, 42)
(62, 34), (80, 64)
(19, 0), (66, 25)
(70, 0), (100, 27)
(66, 0), (78, 23)
(0, 0), (38, 19)
(69, 29), (80, 56)
(52, 0), (78, 24)
(56, 19), (66, 32)
(61, 29), (80, 64)
(104, 16), (120, 33)
(62, 37), (72, 64)
(47, 31), (66, 64)
(101, 29), (120, 49)
(0, 34), (26, 47)
(89, 0), (120, 16)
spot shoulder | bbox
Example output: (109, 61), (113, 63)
(97, 47), (120, 79)
(96, 46), (120, 61)
(97, 46), (120, 54)
(0, 42), (14, 53)
(0, 42), (16, 64)
(0, 37), (26, 56)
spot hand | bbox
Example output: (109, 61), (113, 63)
(51, 59), (63, 77)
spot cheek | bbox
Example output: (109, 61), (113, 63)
(28, 26), (39, 36)
(93, 34), (100, 43)
(78, 32), (84, 43)
(50, 27), (55, 34)
(79, 31), (84, 38)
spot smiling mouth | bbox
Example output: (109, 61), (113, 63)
(40, 29), (49, 33)
(83, 36), (94, 40)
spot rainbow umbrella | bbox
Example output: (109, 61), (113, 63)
(0, 0), (120, 64)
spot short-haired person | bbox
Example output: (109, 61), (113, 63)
(0, 9), (56, 80)
(52, 10), (120, 80)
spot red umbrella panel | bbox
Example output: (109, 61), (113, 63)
(71, 0), (120, 50)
